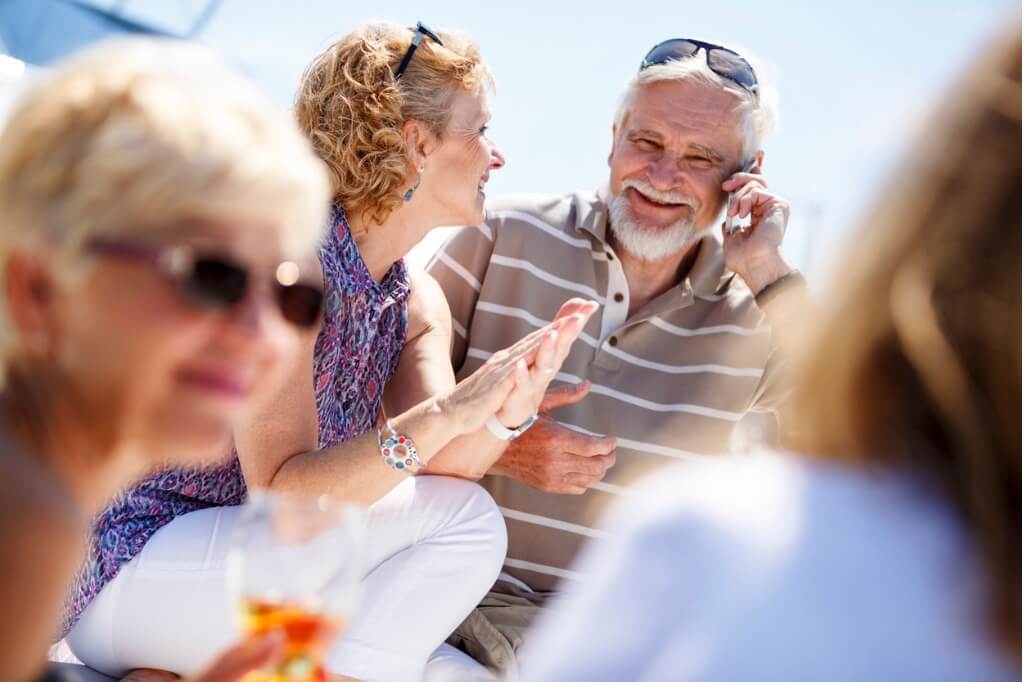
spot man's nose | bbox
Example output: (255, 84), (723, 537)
(646, 155), (682, 191)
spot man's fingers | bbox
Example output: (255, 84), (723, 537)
(568, 449), (617, 475)
(721, 173), (767, 192)
(734, 185), (786, 224)
(730, 184), (764, 217)
(728, 189), (749, 218)
(539, 381), (592, 412)
(561, 471), (607, 492)
(738, 190), (758, 219)
(557, 427), (617, 456)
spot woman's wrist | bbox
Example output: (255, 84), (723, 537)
(495, 400), (540, 429)
(492, 401), (539, 429)
(389, 398), (449, 465)
(486, 414), (539, 442)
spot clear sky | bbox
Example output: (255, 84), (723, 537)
(4, 0), (1017, 281)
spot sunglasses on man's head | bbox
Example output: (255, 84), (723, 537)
(393, 21), (444, 79)
(640, 38), (759, 97)
(87, 237), (324, 328)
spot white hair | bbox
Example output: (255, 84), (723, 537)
(614, 44), (778, 163)
(608, 178), (709, 261)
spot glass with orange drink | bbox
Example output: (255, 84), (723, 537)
(228, 492), (366, 682)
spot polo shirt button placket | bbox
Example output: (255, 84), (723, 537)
(595, 247), (629, 369)
(594, 329), (623, 370)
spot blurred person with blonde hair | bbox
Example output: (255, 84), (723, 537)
(519, 24), (1021, 682)
(65, 21), (596, 682)
(0, 38), (332, 682)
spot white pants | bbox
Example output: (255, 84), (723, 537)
(67, 475), (506, 682)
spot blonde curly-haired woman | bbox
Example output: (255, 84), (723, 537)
(66, 22), (596, 682)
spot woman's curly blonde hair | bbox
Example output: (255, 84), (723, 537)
(295, 22), (493, 226)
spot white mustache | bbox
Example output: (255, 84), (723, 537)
(621, 179), (696, 210)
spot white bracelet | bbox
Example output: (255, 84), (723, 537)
(485, 414), (539, 442)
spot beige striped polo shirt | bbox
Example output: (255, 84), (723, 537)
(427, 189), (785, 593)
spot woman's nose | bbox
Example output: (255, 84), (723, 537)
(490, 145), (506, 171)
(222, 288), (296, 366)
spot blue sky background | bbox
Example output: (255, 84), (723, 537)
(3, 0), (1017, 282)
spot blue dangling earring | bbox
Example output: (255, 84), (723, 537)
(404, 164), (425, 202)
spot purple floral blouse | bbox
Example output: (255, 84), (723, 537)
(61, 206), (410, 636)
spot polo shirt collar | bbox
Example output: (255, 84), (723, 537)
(572, 186), (612, 244)
(689, 233), (731, 298)
(574, 187), (732, 299)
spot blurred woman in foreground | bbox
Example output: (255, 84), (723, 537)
(520, 25), (1021, 682)
(0, 39), (331, 681)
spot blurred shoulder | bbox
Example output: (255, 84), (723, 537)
(580, 453), (1008, 681)
(608, 452), (812, 559)
(613, 451), (952, 550)
(0, 446), (84, 681)
(0, 446), (83, 563)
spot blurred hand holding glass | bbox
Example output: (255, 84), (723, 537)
(228, 492), (366, 682)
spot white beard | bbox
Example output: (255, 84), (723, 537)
(608, 180), (708, 261)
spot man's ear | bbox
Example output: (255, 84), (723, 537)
(753, 151), (765, 171)
(607, 123), (619, 167)
(4, 250), (56, 347)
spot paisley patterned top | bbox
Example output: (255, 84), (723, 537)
(61, 206), (410, 636)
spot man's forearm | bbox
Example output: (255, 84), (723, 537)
(748, 266), (815, 427)
(754, 269), (812, 336)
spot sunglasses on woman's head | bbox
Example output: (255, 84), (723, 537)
(640, 38), (759, 98)
(393, 21), (443, 79)
(86, 237), (324, 328)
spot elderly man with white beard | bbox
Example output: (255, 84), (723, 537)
(425, 38), (806, 675)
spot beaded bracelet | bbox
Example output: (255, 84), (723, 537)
(377, 418), (424, 474)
